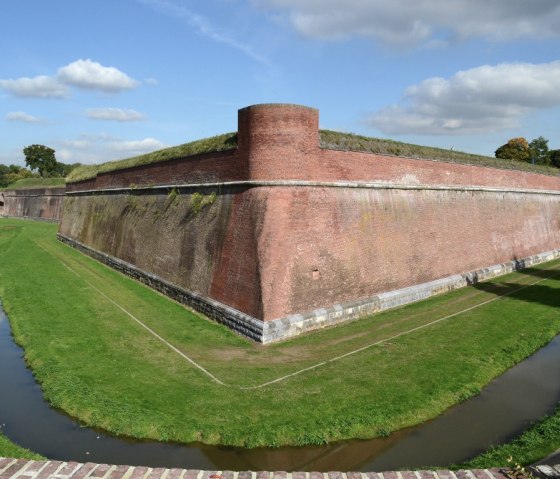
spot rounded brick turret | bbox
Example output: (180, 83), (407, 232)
(237, 103), (319, 181)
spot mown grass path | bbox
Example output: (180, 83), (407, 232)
(1, 218), (560, 454)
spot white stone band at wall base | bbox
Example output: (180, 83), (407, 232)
(56, 233), (560, 343)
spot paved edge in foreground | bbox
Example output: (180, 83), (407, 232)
(2, 459), (559, 479)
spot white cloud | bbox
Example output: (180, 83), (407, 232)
(108, 138), (166, 152)
(369, 61), (560, 135)
(0, 59), (138, 99)
(145, 77), (158, 86)
(61, 139), (94, 149)
(0, 76), (68, 98)
(54, 134), (167, 164)
(255, 0), (560, 47)
(58, 59), (138, 92)
(85, 107), (147, 122)
(5, 111), (42, 123)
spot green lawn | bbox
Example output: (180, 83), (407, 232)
(1, 218), (560, 452)
(0, 432), (43, 460)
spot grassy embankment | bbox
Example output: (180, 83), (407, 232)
(462, 405), (560, 468)
(1, 218), (560, 461)
(1, 177), (66, 191)
(0, 432), (43, 459)
(66, 130), (560, 183)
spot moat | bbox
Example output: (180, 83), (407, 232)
(1, 306), (559, 471)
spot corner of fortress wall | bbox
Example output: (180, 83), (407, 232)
(58, 103), (560, 342)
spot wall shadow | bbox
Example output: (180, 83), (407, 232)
(473, 268), (560, 309)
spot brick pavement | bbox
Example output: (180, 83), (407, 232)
(2, 459), (559, 479)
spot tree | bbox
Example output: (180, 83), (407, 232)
(495, 137), (531, 163)
(0, 164), (34, 188)
(23, 144), (57, 177)
(52, 161), (81, 177)
(528, 136), (550, 165)
(550, 149), (560, 168)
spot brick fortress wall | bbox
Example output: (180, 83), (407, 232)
(2, 186), (66, 222)
(58, 104), (560, 342)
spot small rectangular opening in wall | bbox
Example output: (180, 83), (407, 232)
(312, 269), (321, 280)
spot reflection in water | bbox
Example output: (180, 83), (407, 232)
(1, 308), (559, 471)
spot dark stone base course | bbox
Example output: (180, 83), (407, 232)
(56, 234), (265, 342)
(2, 459), (551, 479)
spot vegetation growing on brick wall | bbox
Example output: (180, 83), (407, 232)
(191, 191), (217, 213)
(66, 133), (238, 183)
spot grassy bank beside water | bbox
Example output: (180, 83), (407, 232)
(1, 218), (560, 456)
(461, 404), (560, 468)
(0, 432), (43, 459)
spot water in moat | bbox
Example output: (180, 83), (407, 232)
(1, 307), (559, 472)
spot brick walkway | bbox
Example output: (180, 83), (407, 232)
(2, 458), (559, 479)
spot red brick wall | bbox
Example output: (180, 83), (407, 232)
(59, 188), (265, 319)
(66, 150), (245, 192)
(60, 103), (560, 325)
(254, 186), (560, 320)
(318, 149), (560, 191)
(4, 187), (65, 221)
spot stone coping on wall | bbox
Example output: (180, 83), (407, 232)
(56, 233), (560, 343)
(3, 192), (66, 197)
(2, 459), (554, 479)
(64, 180), (560, 197)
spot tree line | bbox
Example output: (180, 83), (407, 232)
(495, 136), (559, 167)
(0, 144), (81, 188)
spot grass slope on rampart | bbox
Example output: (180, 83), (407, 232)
(66, 131), (560, 183)
(1, 218), (560, 464)
(1, 178), (66, 191)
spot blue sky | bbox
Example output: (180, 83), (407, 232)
(1, 0), (560, 166)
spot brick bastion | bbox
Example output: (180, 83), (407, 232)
(1, 186), (65, 222)
(58, 103), (560, 342)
